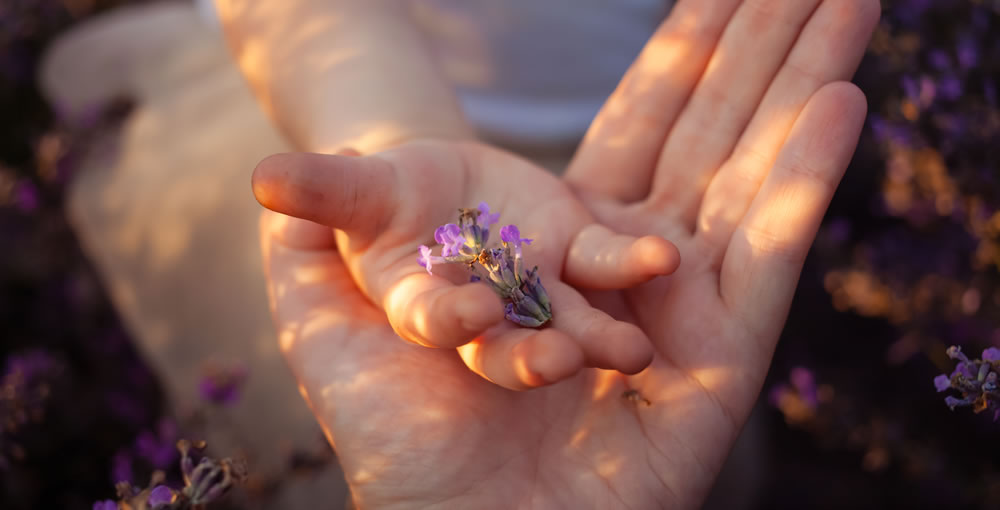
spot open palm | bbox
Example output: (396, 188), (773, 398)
(259, 0), (879, 508)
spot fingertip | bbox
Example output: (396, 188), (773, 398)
(632, 236), (681, 277)
(251, 153), (290, 210)
(606, 322), (655, 375)
(516, 330), (585, 387)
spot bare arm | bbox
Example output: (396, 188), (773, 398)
(213, 0), (471, 154)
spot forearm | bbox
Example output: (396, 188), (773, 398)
(214, 0), (471, 154)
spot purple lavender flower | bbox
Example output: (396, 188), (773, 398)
(790, 367), (819, 408)
(936, 345), (1000, 420)
(956, 36), (978, 70)
(111, 450), (133, 484)
(928, 49), (951, 71)
(13, 179), (39, 212)
(946, 345), (969, 362)
(500, 225), (533, 251)
(937, 75), (962, 101)
(434, 223), (465, 257)
(477, 202), (499, 230)
(934, 374), (951, 392)
(945, 395), (972, 410)
(950, 361), (975, 379)
(198, 362), (248, 406)
(148, 485), (173, 506)
(93, 501), (117, 510)
(135, 419), (178, 469)
(417, 245), (445, 274)
(504, 303), (547, 328)
(983, 347), (1000, 361)
(416, 204), (552, 327)
(177, 440), (245, 505)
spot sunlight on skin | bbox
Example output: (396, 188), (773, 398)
(409, 2), (495, 88)
(590, 369), (623, 401)
(696, 0), (878, 246)
(241, 0), (879, 507)
(596, 453), (625, 479)
(566, 0), (744, 201)
(291, 263), (333, 285)
(216, 0), (471, 155)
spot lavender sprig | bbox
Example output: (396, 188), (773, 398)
(417, 202), (552, 327)
(934, 345), (1000, 421)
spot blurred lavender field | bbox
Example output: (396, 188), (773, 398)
(1, 0), (999, 508)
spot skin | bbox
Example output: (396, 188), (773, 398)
(254, 0), (880, 508)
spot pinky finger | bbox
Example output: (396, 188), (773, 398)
(564, 224), (680, 290)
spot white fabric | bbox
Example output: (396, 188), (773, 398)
(414, 0), (670, 145)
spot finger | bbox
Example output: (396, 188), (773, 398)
(563, 224), (681, 290)
(383, 274), (505, 349)
(548, 282), (655, 374)
(564, 0), (743, 202)
(457, 328), (585, 391)
(648, 0), (824, 223)
(696, 0), (880, 253)
(720, 82), (866, 337)
(252, 151), (397, 241)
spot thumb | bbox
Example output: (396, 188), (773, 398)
(252, 151), (398, 239)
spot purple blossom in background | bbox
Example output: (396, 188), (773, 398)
(92, 500), (116, 510)
(956, 36), (978, 70)
(198, 362), (248, 406)
(935, 346), (1000, 420)
(934, 374), (951, 392)
(928, 49), (950, 71)
(135, 419), (178, 469)
(147, 485), (173, 506)
(983, 347), (1000, 361)
(937, 75), (962, 101)
(13, 179), (39, 212)
(790, 367), (818, 408)
(111, 450), (132, 484)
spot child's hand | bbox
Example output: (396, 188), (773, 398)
(252, 140), (681, 390)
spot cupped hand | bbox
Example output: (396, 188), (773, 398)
(260, 0), (880, 508)
(253, 142), (681, 390)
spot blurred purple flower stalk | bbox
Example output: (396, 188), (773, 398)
(417, 202), (552, 327)
(935, 345), (1000, 420)
(96, 439), (244, 510)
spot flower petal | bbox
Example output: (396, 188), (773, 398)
(934, 374), (951, 392)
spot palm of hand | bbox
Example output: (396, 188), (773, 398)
(256, 140), (677, 388)
(263, 140), (764, 509)
(267, 208), (708, 509)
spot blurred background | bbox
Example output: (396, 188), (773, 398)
(1, 0), (998, 508)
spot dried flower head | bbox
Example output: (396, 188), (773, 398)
(935, 345), (1000, 421)
(416, 203), (552, 327)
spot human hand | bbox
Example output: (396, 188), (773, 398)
(558, 0), (878, 495)
(259, 0), (879, 507)
(253, 143), (681, 390)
